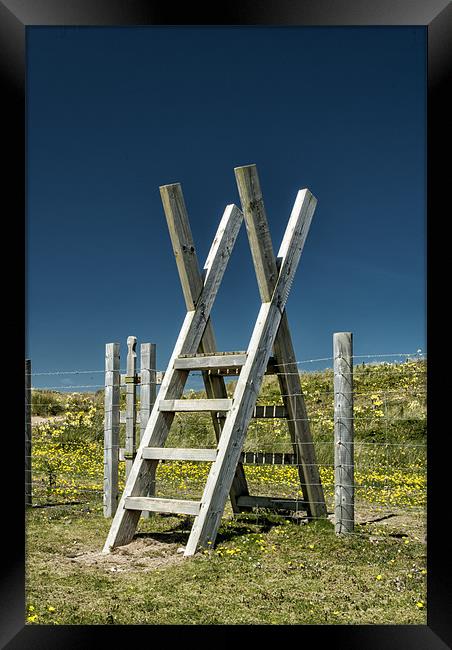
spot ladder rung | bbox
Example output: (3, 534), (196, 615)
(159, 399), (232, 412)
(236, 496), (308, 511)
(252, 405), (287, 418)
(239, 452), (296, 465)
(174, 353), (247, 370)
(124, 497), (201, 516)
(142, 447), (217, 462)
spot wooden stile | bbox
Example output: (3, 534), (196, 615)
(103, 165), (327, 556)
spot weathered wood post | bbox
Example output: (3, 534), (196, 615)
(104, 343), (120, 517)
(140, 343), (157, 441)
(140, 343), (157, 512)
(25, 359), (32, 506)
(333, 332), (354, 534)
(125, 336), (138, 480)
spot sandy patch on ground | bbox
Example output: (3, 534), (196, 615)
(67, 537), (187, 573)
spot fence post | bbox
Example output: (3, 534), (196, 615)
(125, 336), (138, 480)
(104, 343), (120, 517)
(140, 343), (157, 512)
(140, 343), (156, 440)
(333, 332), (354, 534)
(25, 359), (32, 506)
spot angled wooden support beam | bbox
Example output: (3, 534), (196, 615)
(235, 164), (327, 520)
(185, 185), (318, 555)
(159, 183), (249, 511)
(103, 202), (243, 552)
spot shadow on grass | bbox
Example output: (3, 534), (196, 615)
(134, 512), (313, 546)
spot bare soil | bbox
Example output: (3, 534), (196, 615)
(68, 536), (186, 573)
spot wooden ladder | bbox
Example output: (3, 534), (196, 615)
(103, 164), (327, 557)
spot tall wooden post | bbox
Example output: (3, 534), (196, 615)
(104, 343), (120, 517)
(125, 336), (138, 480)
(333, 332), (354, 534)
(234, 164), (327, 519)
(140, 343), (157, 512)
(140, 343), (157, 441)
(25, 359), (32, 506)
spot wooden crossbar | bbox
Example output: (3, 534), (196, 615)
(125, 497), (201, 516)
(159, 399), (232, 412)
(142, 447), (218, 462)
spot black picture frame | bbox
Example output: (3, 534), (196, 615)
(1, 1), (450, 647)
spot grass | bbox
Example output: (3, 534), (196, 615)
(26, 499), (426, 625)
(26, 358), (427, 625)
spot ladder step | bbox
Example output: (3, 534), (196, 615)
(142, 447), (217, 462)
(174, 353), (247, 370)
(240, 452), (296, 465)
(124, 497), (201, 516)
(204, 356), (279, 377)
(217, 404), (287, 419)
(252, 405), (287, 418)
(159, 399), (232, 412)
(236, 496), (308, 511)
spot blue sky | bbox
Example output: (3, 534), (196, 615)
(26, 26), (426, 390)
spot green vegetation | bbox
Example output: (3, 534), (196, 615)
(26, 503), (426, 625)
(27, 359), (427, 624)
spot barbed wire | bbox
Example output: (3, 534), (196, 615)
(27, 351), (426, 378)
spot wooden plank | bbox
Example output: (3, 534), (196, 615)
(218, 405), (287, 419)
(206, 368), (241, 376)
(25, 359), (32, 506)
(125, 336), (138, 480)
(174, 353), (247, 370)
(237, 496), (308, 511)
(184, 187), (317, 556)
(104, 343), (120, 518)
(234, 164), (327, 520)
(159, 399), (232, 412)
(160, 185), (203, 311)
(240, 452), (295, 465)
(205, 356), (278, 377)
(252, 405), (287, 418)
(103, 202), (243, 551)
(119, 448), (297, 465)
(142, 447), (217, 462)
(178, 350), (246, 357)
(234, 165), (276, 302)
(334, 332), (354, 534)
(160, 183), (249, 512)
(125, 497), (201, 516)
